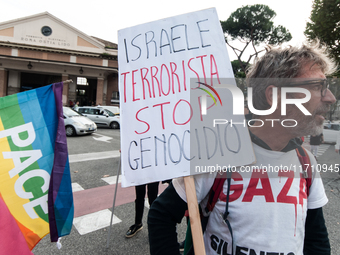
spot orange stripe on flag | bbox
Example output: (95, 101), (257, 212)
(15, 216), (42, 250)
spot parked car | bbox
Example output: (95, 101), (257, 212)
(323, 123), (340, 144)
(99, 105), (120, 115)
(63, 106), (97, 136)
(77, 106), (120, 129)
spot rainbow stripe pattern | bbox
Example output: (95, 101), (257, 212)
(0, 83), (73, 252)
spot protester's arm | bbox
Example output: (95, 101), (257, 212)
(148, 182), (188, 255)
(303, 207), (330, 255)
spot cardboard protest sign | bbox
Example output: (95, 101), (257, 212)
(118, 8), (255, 187)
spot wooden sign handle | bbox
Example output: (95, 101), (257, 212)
(184, 176), (206, 255)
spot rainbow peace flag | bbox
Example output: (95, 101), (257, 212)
(0, 82), (74, 253)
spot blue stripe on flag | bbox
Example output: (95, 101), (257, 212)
(17, 85), (55, 175)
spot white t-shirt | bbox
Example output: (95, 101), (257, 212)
(173, 143), (328, 255)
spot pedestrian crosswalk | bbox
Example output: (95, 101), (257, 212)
(302, 136), (330, 157)
(70, 179), (167, 236)
(315, 144), (330, 157)
(73, 209), (122, 235)
(71, 182), (85, 192)
(72, 182), (121, 236)
(69, 150), (120, 163)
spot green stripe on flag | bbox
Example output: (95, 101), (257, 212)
(0, 96), (48, 223)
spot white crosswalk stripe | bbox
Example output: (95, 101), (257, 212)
(73, 209), (121, 235)
(71, 183), (84, 192)
(101, 175), (122, 185)
(303, 136), (330, 157)
(316, 144), (330, 157)
(71, 181), (152, 236)
(69, 150), (120, 163)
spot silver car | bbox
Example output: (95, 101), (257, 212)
(77, 106), (120, 129)
(63, 107), (97, 136)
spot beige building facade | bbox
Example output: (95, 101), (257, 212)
(0, 12), (119, 107)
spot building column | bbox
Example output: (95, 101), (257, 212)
(0, 68), (8, 97)
(106, 73), (118, 106)
(62, 74), (69, 106)
(96, 78), (104, 106)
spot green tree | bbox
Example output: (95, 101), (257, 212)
(231, 60), (247, 78)
(327, 78), (340, 120)
(221, 4), (292, 74)
(305, 0), (340, 120)
(305, 0), (340, 76)
(231, 60), (248, 95)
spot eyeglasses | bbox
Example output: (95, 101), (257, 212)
(285, 79), (329, 97)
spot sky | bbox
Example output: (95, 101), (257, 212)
(1, 0), (315, 62)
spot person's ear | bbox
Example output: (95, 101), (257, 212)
(265, 85), (279, 107)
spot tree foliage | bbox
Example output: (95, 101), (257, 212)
(231, 60), (248, 96)
(305, 0), (340, 76)
(221, 4), (292, 74)
(305, 0), (340, 120)
(231, 60), (248, 78)
(327, 78), (340, 120)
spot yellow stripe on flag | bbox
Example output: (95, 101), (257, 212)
(0, 118), (49, 241)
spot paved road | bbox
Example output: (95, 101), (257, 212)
(312, 142), (340, 254)
(32, 131), (340, 255)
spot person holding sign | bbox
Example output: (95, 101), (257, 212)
(148, 40), (335, 255)
(125, 182), (159, 238)
(309, 133), (324, 159)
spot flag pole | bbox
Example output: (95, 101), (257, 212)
(184, 176), (206, 255)
(106, 156), (121, 249)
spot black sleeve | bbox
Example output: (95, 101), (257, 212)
(148, 182), (188, 255)
(304, 207), (330, 255)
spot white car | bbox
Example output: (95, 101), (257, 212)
(63, 106), (97, 136)
(99, 106), (120, 114)
(323, 123), (340, 144)
(77, 106), (120, 129)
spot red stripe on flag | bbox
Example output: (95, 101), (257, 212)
(0, 195), (34, 254)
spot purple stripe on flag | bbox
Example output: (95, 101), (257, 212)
(48, 82), (69, 241)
